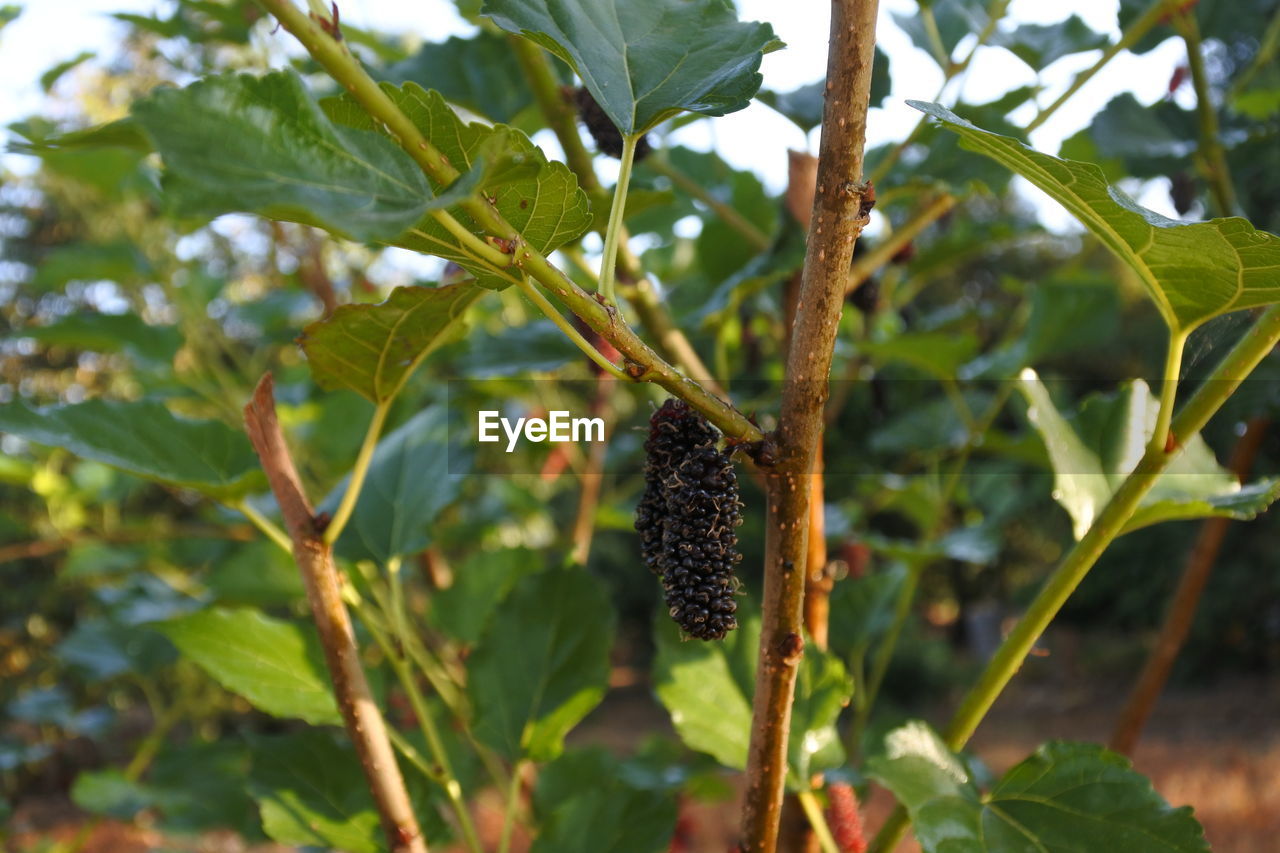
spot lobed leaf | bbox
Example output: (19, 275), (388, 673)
(989, 16), (1109, 71)
(482, 0), (780, 135)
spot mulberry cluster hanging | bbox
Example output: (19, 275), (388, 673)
(572, 87), (652, 161)
(635, 399), (742, 640)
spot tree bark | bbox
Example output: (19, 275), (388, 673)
(739, 3), (881, 850)
(244, 375), (427, 853)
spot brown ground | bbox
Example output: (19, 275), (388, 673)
(6, 675), (1277, 852)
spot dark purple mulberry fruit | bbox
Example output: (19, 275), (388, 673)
(635, 400), (742, 640)
(573, 87), (652, 161)
(848, 277), (880, 315)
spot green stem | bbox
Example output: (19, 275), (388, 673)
(507, 37), (601, 195)
(870, 304), (1280, 853)
(1228, 5), (1280, 101)
(1149, 330), (1187, 456)
(1174, 11), (1239, 216)
(920, 6), (952, 69)
(599, 134), (639, 304)
(647, 156), (771, 251)
(1025, 0), (1177, 133)
(512, 274), (631, 380)
(796, 789), (842, 853)
(233, 499), (293, 553)
(869, 0), (1009, 187)
(849, 563), (921, 755)
(324, 401), (390, 546)
(497, 760), (524, 853)
(259, 0), (757, 441)
(359, 598), (484, 853)
(431, 209), (513, 268)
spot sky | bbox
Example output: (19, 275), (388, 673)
(0, 0), (1193, 227)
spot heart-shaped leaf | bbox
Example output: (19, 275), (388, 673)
(910, 101), (1280, 335)
(0, 399), (264, 499)
(158, 607), (340, 725)
(652, 606), (852, 785)
(1019, 371), (1280, 538)
(867, 721), (1210, 853)
(299, 283), (482, 404)
(133, 71), (443, 242)
(467, 568), (612, 762)
(324, 83), (592, 288)
(482, 0), (780, 135)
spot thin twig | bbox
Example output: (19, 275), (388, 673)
(1024, 0), (1177, 134)
(845, 193), (956, 296)
(1173, 10), (1239, 216)
(243, 374), (427, 853)
(739, 2), (881, 849)
(508, 34), (726, 396)
(258, 0), (757, 442)
(647, 155), (772, 251)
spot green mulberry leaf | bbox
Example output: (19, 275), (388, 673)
(132, 71), (441, 242)
(325, 83), (592, 288)
(482, 0), (780, 135)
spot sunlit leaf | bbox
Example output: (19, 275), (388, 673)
(1019, 372), (1280, 537)
(653, 606), (852, 785)
(158, 607), (340, 725)
(911, 101), (1280, 334)
(325, 83), (592, 288)
(299, 283), (482, 403)
(867, 721), (1210, 853)
(483, 0), (780, 135)
(133, 71), (445, 241)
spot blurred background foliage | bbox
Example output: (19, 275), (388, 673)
(1, 0), (1279, 847)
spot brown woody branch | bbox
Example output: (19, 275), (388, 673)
(740, 2), (881, 850)
(243, 374), (427, 853)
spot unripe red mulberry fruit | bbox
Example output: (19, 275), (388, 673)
(635, 399), (742, 640)
(573, 87), (652, 161)
(825, 782), (867, 853)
